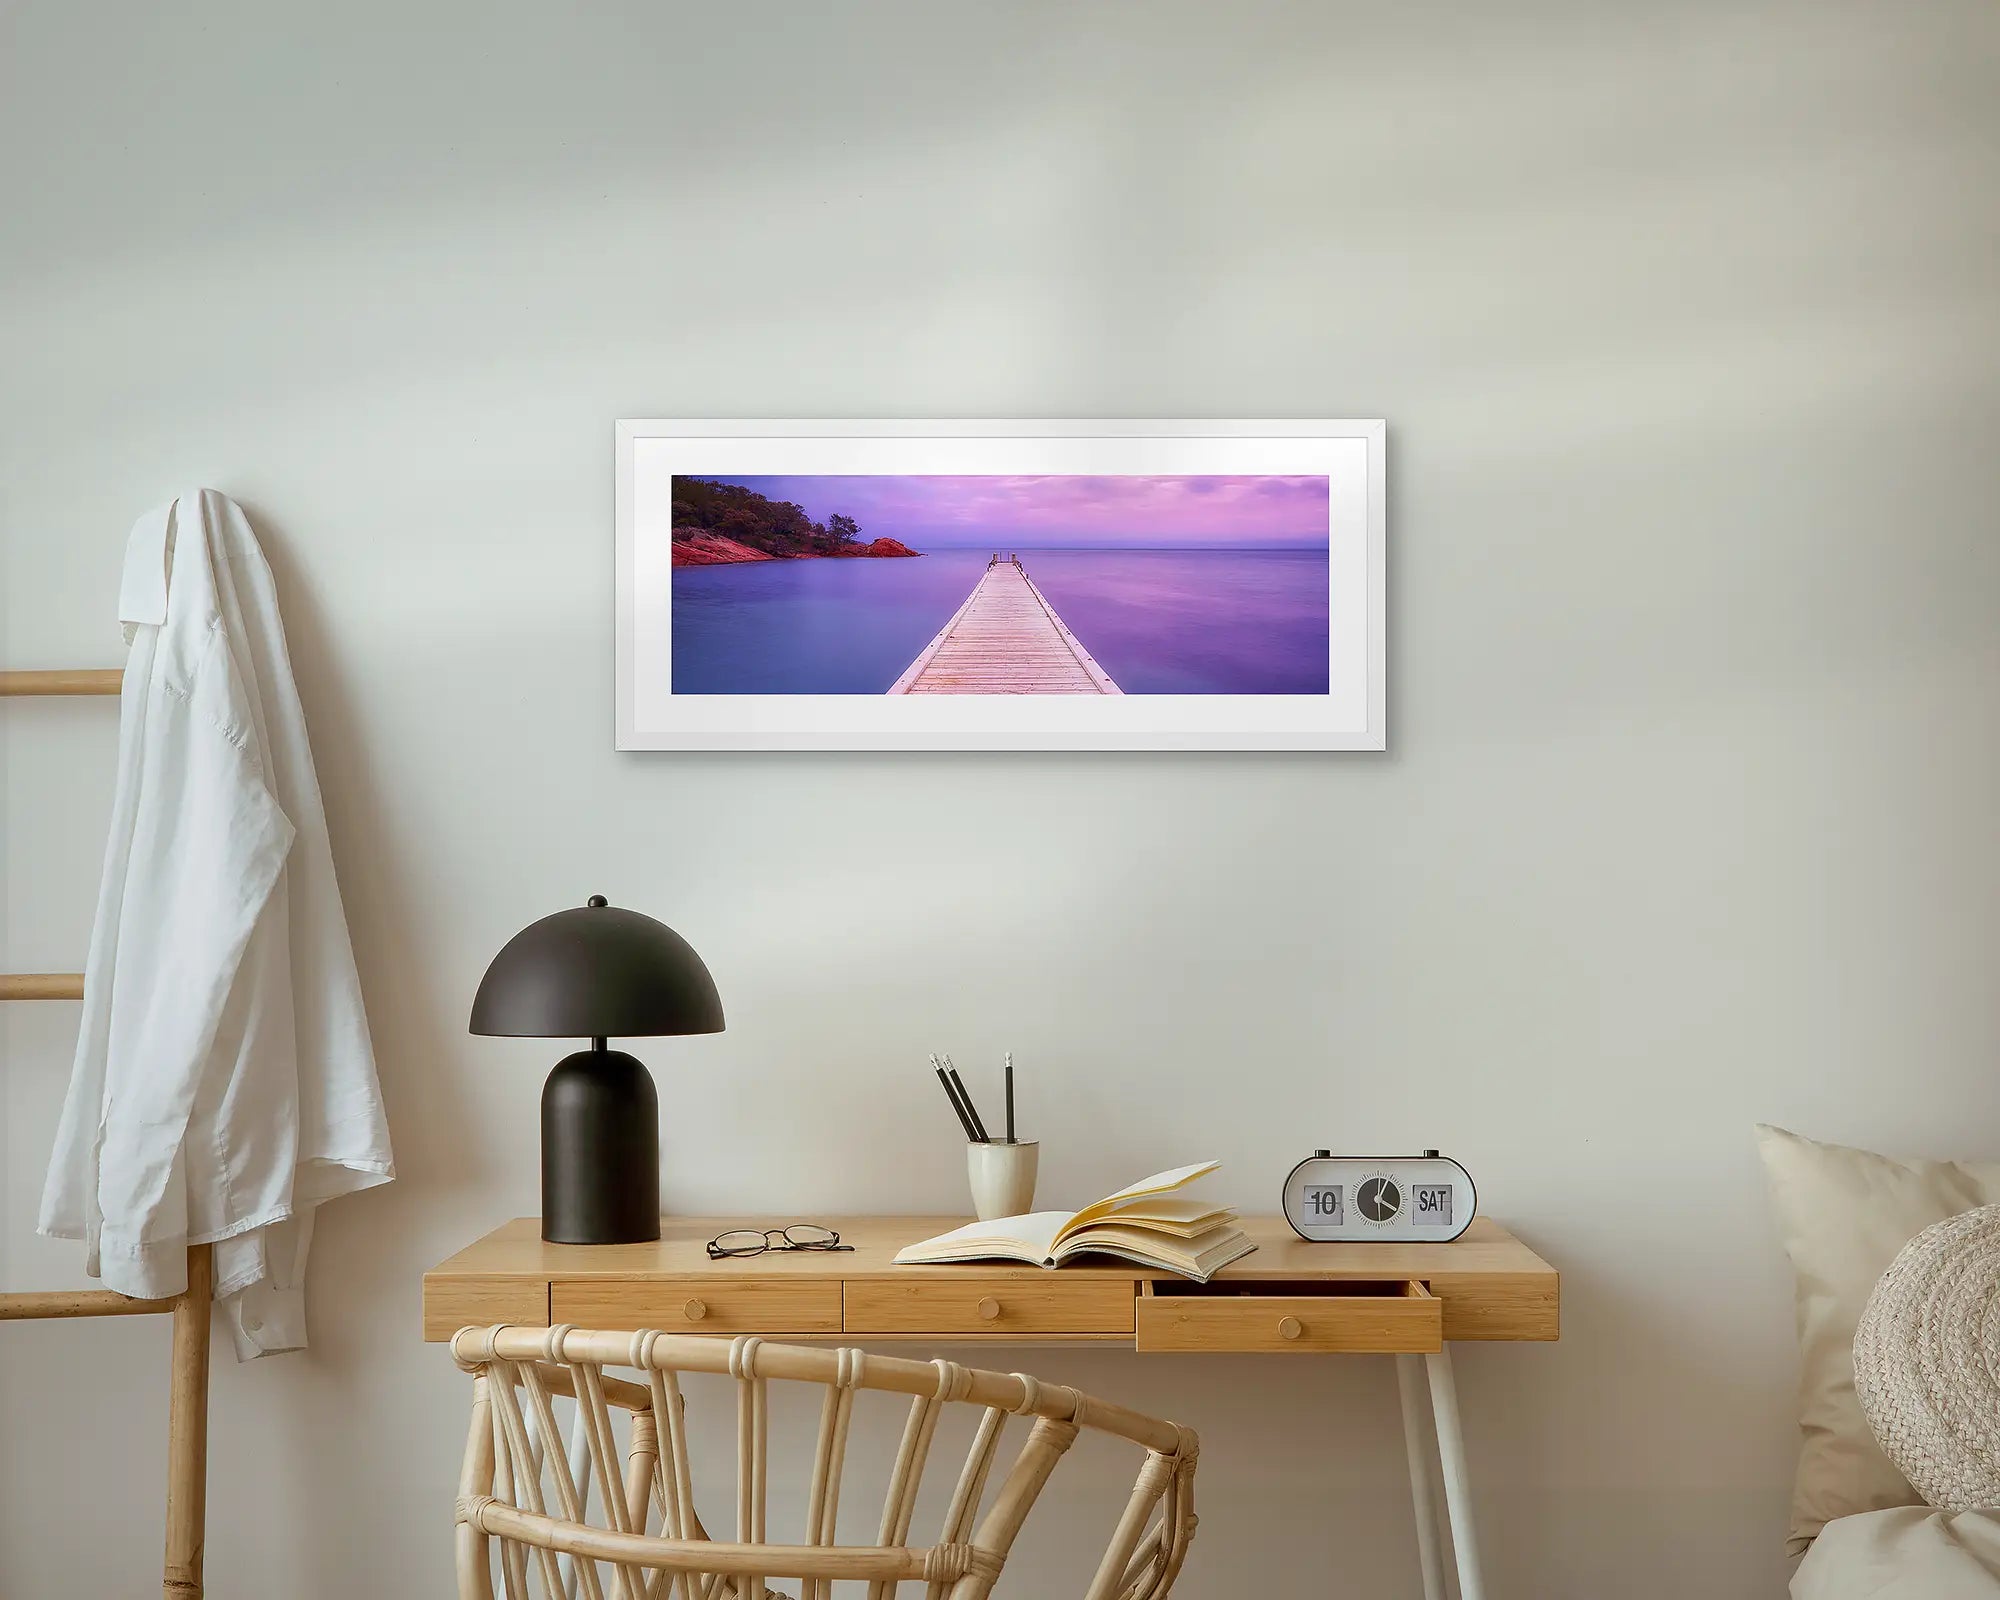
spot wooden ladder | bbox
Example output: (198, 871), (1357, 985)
(0, 667), (213, 1600)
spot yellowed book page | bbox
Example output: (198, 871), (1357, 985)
(1084, 1208), (1238, 1239)
(1050, 1222), (1256, 1280)
(894, 1211), (1069, 1265)
(1090, 1197), (1235, 1231)
(1058, 1162), (1222, 1240)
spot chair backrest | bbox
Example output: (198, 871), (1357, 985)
(451, 1324), (1199, 1600)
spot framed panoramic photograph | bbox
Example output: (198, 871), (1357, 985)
(615, 419), (1385, 751)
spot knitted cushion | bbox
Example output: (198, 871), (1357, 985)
(1757, 1124), (2000, 1551)
(1854, 1204), (2000, 1512)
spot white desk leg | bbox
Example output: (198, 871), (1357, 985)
(1396, 1354), (1448, 1600)
(1425, 1346), (1486, 1600)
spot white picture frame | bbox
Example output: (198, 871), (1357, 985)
(615, 419), (1386, 751)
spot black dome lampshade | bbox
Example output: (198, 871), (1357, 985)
(471, 896), (724, 1245)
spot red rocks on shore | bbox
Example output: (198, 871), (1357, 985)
(673, 534), (922, 566)
(827, 537), (921, 559)
(671, 534), (774, 565)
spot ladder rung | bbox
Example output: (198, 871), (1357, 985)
(0, 974), (85, 1001)
(0, 1288), (179, 1321)
(0, 669), (123, 696)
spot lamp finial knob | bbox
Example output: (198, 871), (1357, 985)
(587, 895), (608, 908)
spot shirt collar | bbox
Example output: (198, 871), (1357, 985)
(119, 490), (223, 634)
(118, 497), (181, 629)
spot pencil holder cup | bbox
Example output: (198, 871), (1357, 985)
(968, 1141), (1039, 1221)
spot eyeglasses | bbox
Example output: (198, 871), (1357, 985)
(706, 1225), (855, 1260)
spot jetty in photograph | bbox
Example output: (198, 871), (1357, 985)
(662, 471), (1333, 698)
(888, 555), (1123, 696)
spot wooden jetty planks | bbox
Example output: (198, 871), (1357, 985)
(889, 558), (1122, 695)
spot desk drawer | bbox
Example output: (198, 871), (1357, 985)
(552, 1278), (842, 1333)
(1135, 1280), (1441, 1353)
(423, 1277), (550, 1343)
(844, 1278), (1135, 1335)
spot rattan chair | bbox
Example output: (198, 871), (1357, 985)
(451, 1324), (1200, 1600)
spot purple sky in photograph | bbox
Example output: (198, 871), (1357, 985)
(699, 474), (1330, 549)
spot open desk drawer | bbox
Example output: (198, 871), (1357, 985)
(1135, 1279), (1441, 1354)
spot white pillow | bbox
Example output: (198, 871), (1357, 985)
(1756, 1125), (2000, 1553)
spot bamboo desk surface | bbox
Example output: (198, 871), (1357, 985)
(424, 1215), (1558, 1348)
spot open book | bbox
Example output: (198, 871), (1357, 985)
(894, 1161), (1256, 1282)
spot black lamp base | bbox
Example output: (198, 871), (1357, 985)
(541, 1045), (660, 1244)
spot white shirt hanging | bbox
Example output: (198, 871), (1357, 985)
(39, 489), (394, 1359)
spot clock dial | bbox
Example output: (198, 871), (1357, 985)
(1356, 1176), (1403, 1224)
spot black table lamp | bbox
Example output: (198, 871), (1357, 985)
(470, 895), (725, 1244)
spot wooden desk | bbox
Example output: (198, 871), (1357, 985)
(425, 1215), (1557, 1600)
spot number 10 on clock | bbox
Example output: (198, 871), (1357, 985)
(1304, 1185), (1343, 1224)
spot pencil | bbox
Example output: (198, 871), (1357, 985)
(945, 1057), (990, 1143)
(947, 1070), (986, 1143)
(935, 1054), (983, 1143)
(1004, 1051), (1015, 1144)
(931, 1056), (979, 1142)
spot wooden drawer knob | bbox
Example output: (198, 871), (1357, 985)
(976, 1297), (1001, 1321)
(682, 1299), (708, 1322)
(1278, 1316), (1303, 1340)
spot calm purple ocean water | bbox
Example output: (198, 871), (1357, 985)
(669, 547), (1331, 695)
